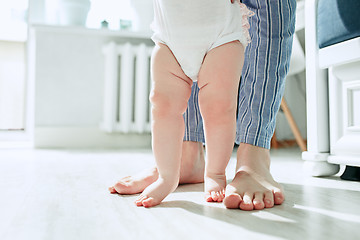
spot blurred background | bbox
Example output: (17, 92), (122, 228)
(0, 0), (307, 149)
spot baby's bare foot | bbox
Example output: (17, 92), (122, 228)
(223, 144), (285, 211)
(109, 142), (205, 194)
(135, 177), (178, 208)
(204, 173), (227, 202)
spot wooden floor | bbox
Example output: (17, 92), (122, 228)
(1, 147), (359, 240)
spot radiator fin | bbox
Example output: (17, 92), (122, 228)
(102, 42), (154, 133)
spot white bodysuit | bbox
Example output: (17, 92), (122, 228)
(151, 0), (253, 81)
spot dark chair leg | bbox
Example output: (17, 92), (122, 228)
(340, 166), (360, 181)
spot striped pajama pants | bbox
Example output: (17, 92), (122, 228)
(183, 0), (297, 149)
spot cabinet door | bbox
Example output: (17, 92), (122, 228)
(328, 62), (360, 166)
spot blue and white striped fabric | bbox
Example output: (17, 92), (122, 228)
(183, 0), (297, 149)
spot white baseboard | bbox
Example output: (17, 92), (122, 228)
(34, 126), (151, 149)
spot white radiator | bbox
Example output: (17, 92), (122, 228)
(101, 42), (154, 133)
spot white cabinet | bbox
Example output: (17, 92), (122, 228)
(302, 0), (360, 177)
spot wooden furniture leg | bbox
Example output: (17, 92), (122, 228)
(280, 97), (307, 152)
(271, 130), (280, 149)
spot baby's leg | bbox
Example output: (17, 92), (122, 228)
(135, 43), (193, 208)
(197, 41), (244, 202)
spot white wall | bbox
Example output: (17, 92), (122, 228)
(0, 41), (26, 130)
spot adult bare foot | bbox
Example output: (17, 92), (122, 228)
(223, 143), (285, 210)
(108, 167), (158, 195)
(109, 141), (205, 194)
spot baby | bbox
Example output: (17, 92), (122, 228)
(110, 0), (253, 207)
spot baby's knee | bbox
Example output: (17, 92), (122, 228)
(199, 94), (237, 120)
(149, 89), (171, 114)
(150, 88), (189, 117)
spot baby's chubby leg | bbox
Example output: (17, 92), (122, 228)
(197, 41), (244, 202)
(135, 43), (193, 207)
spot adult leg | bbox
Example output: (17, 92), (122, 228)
(197, 41), (244, 202)
(224, 0), (297, 210)
(179, 82), (206, 184)
(134, 43), (193, 207)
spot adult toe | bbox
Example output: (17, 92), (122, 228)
(239, 193), (254, 211)
(253, 192), (265, 210)
(274, 188), (285, 205)
(264, 190), (274, 208)
(224, 193), (242, 209)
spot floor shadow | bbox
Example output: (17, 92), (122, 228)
(155, 183), (360, 239)
(158, 200), (297, 239)
(175, 183), (204, 193)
